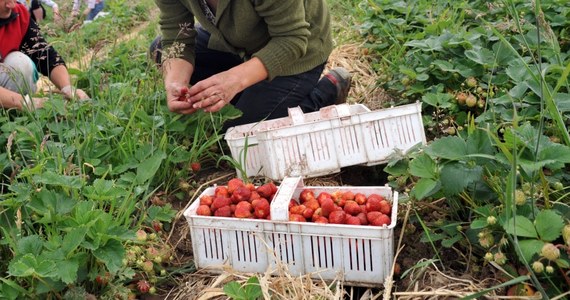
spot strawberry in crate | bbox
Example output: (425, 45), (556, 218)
(288, 188), (392, 226)
(195, 177), (278, 220)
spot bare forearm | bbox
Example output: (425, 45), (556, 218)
(229, 57), (268, 90)
(48, 65), (72, 91)
(163, 58), (194, 86)
(0, 87), (26, 109)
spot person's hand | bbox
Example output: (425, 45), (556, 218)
(21, 95), (48, 111)
(61, 86), (90, 101)
(187, 71), (242, 113)
(52, 8), (62, 22)
(166, 82), (198, 115)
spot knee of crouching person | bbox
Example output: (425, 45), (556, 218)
(1, 52), (38, 95)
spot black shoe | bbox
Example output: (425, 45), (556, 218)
(324, 67), (352, 104)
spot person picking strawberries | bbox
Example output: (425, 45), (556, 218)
(0, 0), (89, 110)
(151, 0), (352, 131)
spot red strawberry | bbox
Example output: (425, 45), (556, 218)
(289, 214), (306, 222)
(227, 178), (244, 194)
(234, 201), (253, 218)
(190, 162), (201, 172)
(320, 198), (336, 218)
(329, 210), (347, 224)
(199, 195), (213, 206)
(178, 86), (189, 102)
(231, 186), (252, 203)
(256, 183), (273, 199)
(196, 205), (212, 216)
(379, 200), (392, 215)
(253, 198), (270, 219)
(299, 189), (316, 203)
(152, 220), (163, 232)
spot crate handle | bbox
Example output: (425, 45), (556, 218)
(270, 176), (304, 221)
(287, 106), (305, 125)
(318, 104), (352, 119)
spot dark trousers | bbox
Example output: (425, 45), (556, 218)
(150, 27), (337, 131)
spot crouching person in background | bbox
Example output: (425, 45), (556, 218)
(0, 0), (89, 110)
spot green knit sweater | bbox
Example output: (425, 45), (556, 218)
(154, 0), (333, 80)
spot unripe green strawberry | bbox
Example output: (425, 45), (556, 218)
(494, 252), (507, 265)
(487, 216), (497, 225)
(142, 260), (154, 273)
(465, 94), (477, 108)
(466, 77), (478, 88)
(546, 265), (554, 274)
(478, 231), (494, 248)
(532, 261), (544, 273)
(149, 287), (157, 295)
(540, 243), (560, 261)
(179, 181), (191, 191)
(484, 252), (494, 262)
(515, 189), (526, 206)
(136, 230), (147, 242)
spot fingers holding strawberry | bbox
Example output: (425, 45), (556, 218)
(165, 83), (197, 115)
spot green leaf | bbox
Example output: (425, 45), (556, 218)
(535, 210), (564, 242)
(464, 47), (494, 66)
(432, 59), (457, 72)
(56, 258), (79, 284)
(16, 235), (43, 257)
(441, 234), (463, 248)
(517, 240), (544, 262)
(0, 277), (29, 300)
(8, 254), (57, 278)
(555, 259), (570, 268)
(411, 178), (439, 200)
(470, 218), (488, 230)
(504, 216), (538, 238)
(440, 163), (482, 195)
(223, 281), (246, 300)
(244, 276), (262, 299)
(93, 239), (125, 273)
(135, 151), (167, 184)
(32, 171), (83, 189)
(409, 154), (437, 178)
(62, 227), (88, 256)
(466, 129), (495, 156)
(425, 136), (467, 160)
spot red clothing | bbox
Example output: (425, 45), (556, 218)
(0, 4), (30, 62)
(0, 3), (64, 76)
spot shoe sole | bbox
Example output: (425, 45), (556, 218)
(330, 68), (352, 104)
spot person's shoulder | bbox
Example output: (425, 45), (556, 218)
(14, 2), (30, 13)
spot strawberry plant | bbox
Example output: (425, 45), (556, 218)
(223, 276), (263, 300)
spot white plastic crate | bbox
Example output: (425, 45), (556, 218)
(257, 102), (426, 180)
(183, 177), (399, 287)
(224, 104), (371, 179)
(224, 103), (426, 180)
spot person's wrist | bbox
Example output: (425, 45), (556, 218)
(61, 85), (73, 97)
(21, 94), (32, 109)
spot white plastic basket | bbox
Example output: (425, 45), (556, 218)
(224, 104), (373, 179)
(183, 177), (399, 287)
(224, 103), (425, 180)
(257, 102), (426, 180)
